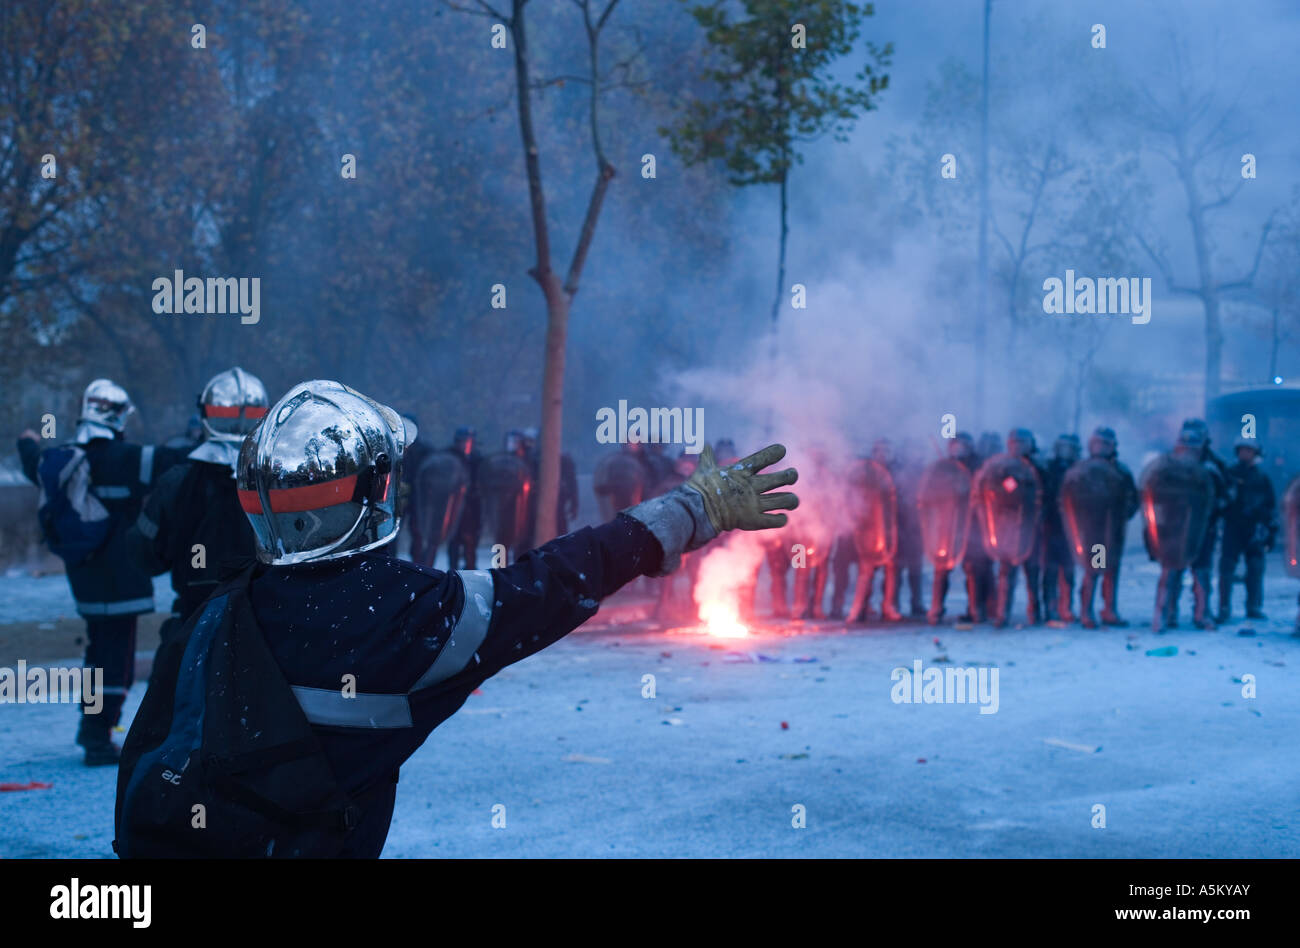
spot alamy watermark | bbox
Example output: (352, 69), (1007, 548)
(0, 661), (104, 714)
(1041, 270), (1151, 325)
(151, 270), (260, 324)
(595, 399), (704, 454)
(890, 659), (999, 714)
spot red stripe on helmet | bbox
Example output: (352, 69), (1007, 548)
(205, 405), (269, 419)
(237, 474), (359, 514)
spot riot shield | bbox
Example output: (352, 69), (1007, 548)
(1283, 476), (1300, 579)
(1138, 453), (1214, 570)
(1059, 457), (1128, 570)
(480, 452), (533, 551)
(916, 458), (972, 571)
(972, 453), (1042, 565)
(592, 451), (649, 522)
(848, 458), (897, 567)
(413, 450), (468, 552)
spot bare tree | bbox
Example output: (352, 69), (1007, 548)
(1128, 37), (1274, 408)
(446, 0), (627, 544)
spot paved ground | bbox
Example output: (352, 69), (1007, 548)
(2, 556), (1297, 858)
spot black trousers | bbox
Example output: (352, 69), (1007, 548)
(1219, 530), (1265, 616)
(83, 614), (138, 727)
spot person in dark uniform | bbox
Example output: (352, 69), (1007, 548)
(123, 380), (799, 856)
(17, 379), (187, 765)
(1217, 437), (1277, 622)
(1079, 426), (1139, 627)
(926, 431), (979, 625)
(960, 433), (1000, 623)
(875, 438), (925, 619)
(445, 426), (482, 570)
(1166, 419), (1232, 629)
(400, 413), (434, 565)
(126, 368), (268, 680)
(1041, 433), (1080, 623)
(991, 428), (1046, 628)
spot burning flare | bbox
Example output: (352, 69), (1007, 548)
(698, 599), (749, 638)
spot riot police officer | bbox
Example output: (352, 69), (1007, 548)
(1217, 437), (1277, 622)
(445, 426), (482, 569)
(1079, 426), (1138, 627)
(991, 428), (1046, 627)
(1041, 434), (1080, 622)
(1166, 420), (1231, 629)
(925, 432), (978, 624)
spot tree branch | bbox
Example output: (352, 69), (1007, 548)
(1216, 213), (1275, 292)
(1135, 231), (1199, 296)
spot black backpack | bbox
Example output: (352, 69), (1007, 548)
(114, 565), (360, 857)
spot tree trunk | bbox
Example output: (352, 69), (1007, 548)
(533, 275), (568, 545)
(770, 170), (788, 329)
(1175, 138), (1221, 410)
(1270, 306), (1280, 382)
(975, 0), (992, 421)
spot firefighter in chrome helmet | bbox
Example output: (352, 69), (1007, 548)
(198, 365), (268, 443)
(124, 377), (799, 856)
(129, 368), (270, 663)
(16, 378), (187, 765)
(237, 380), (416, 564)
(77, 378), (135, 443)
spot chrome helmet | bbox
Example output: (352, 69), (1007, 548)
(199, 366), (269, 443)
(79, 379), (134, 434)
(237, 380), (418, 565)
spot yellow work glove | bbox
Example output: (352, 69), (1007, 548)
(684, 443), (799, 533)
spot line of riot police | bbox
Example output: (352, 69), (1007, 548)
(407, 419), (1300, 635)
(403, 425), (580, 570)
(716, 420), (1294, 633)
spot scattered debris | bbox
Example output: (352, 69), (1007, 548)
(0, 781), (52, 792)
(916, 758), (927, 764)
(471, 688), (484, 695)
(1145, 646), (1178, 657)
(780, 721), (789, 730)
(1044, 738), (1101, 754)
(1238, 628), (1257, 637)
(779, 752), (809, 760)
(663, 717), (684, 726)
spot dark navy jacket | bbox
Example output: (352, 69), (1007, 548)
(19, 435), (186, 617)
(245, 513), (663, 856)
(127, 459), (256, 622)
